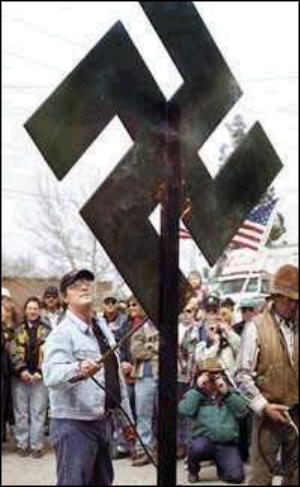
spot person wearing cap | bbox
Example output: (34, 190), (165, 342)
(179, 357), (248, 484)
(42, 269), (133, 486)
(235, 264), (299, 485)
(233, 297), (258, 336)
(100, 295), (127, 336)
(41, 286), (64, 437)
(177, 301), (203, 460)
(232, 298), (258, 463)
(98, 295), (130, 460)
(42, 286), (64, 330)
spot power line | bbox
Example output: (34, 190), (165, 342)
(244, 76), (298, 83)
(3, 13), (88, 49)
(2, 85), (54, 90)
(3, 49), (65, 73)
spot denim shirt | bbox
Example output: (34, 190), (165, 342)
(42, 310), (133, 422)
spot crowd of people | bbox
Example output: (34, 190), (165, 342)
(1, 264), (298, 486)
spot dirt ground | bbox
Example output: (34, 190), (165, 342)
(1, 438), (283, 486)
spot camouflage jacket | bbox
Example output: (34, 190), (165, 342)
(10, 320), (51, 377)
(130, 320), (159, 380)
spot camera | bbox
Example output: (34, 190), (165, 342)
(207, 372), (221, 383)
(214, 326), (229, 348)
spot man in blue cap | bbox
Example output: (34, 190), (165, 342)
(42, 269), (133, 486)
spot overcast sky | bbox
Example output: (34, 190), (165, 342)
(2, 2), (298, 273)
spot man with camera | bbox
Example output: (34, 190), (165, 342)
(179, 357), (248, 484)
(197, 308), (241, 377)
(235, 264), (299, 485)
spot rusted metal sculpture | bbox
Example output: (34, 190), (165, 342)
(25, 2), (282, 484)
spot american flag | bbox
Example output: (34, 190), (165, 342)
(179, 197), (278, 251)
(230, 197), (278, 251)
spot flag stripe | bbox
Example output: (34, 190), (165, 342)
(232, 236), (260, 250)
(235, 229), (261, 243)
(242, 222), (264, 234)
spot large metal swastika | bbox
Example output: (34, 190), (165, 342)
(25, 2), (282, 324)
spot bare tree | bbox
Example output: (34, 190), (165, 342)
(2, 250), (35, 278)
(16, 172), (123, 281)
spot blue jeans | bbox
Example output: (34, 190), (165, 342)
(111, 383), (136, 456)
(50, 418), (113, 486)
(188, 436), (244, 483)
(11, 377), (48, 450)
(135, 377), (157, 453)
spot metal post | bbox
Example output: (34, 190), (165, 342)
(157, 103), (181, 486)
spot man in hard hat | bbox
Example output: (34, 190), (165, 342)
(179, 357), (248, 484)
(235, 265), (299, 485)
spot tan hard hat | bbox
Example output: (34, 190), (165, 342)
(270, 265), (299, 301)
(197, 357), (224, 373)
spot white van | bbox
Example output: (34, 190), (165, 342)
(215, 271), (271, 305)
(210, 246), (298, 312)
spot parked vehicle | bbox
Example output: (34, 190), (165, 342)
(210, 245), (298, 314)
(214, 271), (271, 306)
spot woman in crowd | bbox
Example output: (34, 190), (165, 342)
(10, 296), (50, 457)
(187, 271), (208, 318)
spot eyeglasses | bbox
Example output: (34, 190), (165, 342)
(44, 295), (58, 299)
(128, 303), (138, 308)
